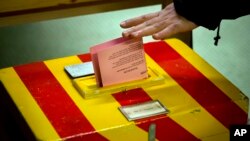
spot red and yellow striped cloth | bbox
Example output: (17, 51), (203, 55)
(0, 39), (248, 141)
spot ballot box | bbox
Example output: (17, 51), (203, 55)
(0, 39), (248, 141)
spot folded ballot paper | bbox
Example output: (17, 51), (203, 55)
(90, 37), (148, 87)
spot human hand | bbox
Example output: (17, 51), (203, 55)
(120, 3), (198, 40)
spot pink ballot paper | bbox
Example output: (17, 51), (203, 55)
(90, 37), (148, 87)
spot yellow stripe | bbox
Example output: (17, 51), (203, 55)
(145, 54), (228, 139)
(0, 68), (60, 140)
(166, 38), (248, 113)
(202, 132), (229, 141)
(45, 55), (151, 141)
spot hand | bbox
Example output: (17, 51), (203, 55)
(120, 3), (198, 40)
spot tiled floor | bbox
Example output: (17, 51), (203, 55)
(0, 4), (250, 140)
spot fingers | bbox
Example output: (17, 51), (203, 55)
(120, 12), (160, 28)
(129, 20), (170, 38)
(120, 2), (197, 40)
(120, 2), (174, 29)
(122, 17), (162, 38)
(152, 21), (198, 40)
(152, 24), (178, 40)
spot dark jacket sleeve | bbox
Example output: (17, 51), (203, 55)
(173, 0), (250, 30)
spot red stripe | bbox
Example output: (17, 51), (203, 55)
(14, 62), (107, 141)
(78, 54), (92, 62)
(113, 88), (200, 141)
(144, 41), (248, 128)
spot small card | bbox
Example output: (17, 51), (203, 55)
(90, 37), (148, 87)
(119, 100), (169, 121)
(64, 62), (94, 78)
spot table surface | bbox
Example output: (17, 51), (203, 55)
(0, 38), (248, 141)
